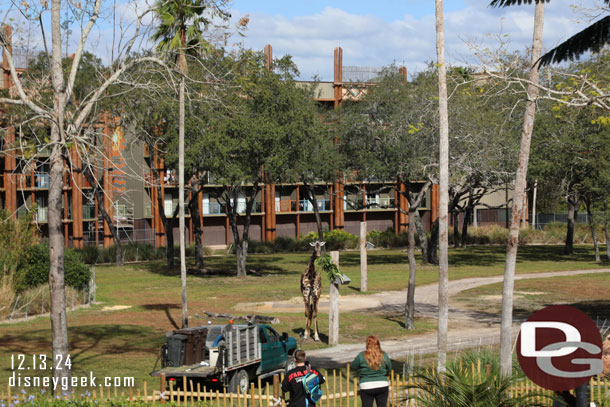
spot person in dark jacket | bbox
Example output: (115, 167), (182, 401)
(282, 350), (325, 407)
(350, 336), (392, 407)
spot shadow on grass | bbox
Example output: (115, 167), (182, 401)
(513, 300), (610, 322)
(139, 255), (295, 278)
(0, 324), (162, 375)
(140, 303), (181, 329)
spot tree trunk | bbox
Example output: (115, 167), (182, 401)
(48, 128), (71, 393)
(178, 71), (188, 328)
(461, 208), (471, 248)
(49, 0), (71, 391)
(565, 195), (580, 255)
(586, 199), (600, 262)
(427, 219), (439, 264)
(154, 177), (174, 268)
(405, 206), (417, 330)
(81, 169), (123, 265)
(413, 210), (429, 263)
(499, 1), (545, 377)
(304, 183), (324, 242)
(227, 186), (258, 278)
(604, 200), (610, 261)
(453, 211), (460, 248)
(191, 188), (204, 268)
(435, 0), (450, 373)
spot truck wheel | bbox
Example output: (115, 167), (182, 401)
(228, 369), (249, 394)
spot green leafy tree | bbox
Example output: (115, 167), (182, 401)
(202, 52), (321, 277)
(339, 67), (437, 330)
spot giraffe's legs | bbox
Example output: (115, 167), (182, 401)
(312, 303), (320, 342)
(312, 316), (320, 342)
(303, 307), (311, 339)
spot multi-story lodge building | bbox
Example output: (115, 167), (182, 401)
(2, 31), (516, 249)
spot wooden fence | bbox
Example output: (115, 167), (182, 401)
(1, 364), (609, 406)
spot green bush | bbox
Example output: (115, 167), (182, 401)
(23, 243), (90, 291)
(324, 229), (359, 250)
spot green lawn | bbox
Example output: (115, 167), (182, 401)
(454, 271), (610, 319)
(0, 245), (607, 391)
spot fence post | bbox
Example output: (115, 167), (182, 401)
(329, 251), (340, 345)
(273, 374), (280, 407)
(360, 222), (367, 292)
(160, 374), (166, 404)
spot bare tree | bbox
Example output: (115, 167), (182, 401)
(1, 1), (169, 392)
(495, 0), (546, 376)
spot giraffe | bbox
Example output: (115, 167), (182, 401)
(301, 241), (325, 341)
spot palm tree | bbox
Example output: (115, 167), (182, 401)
(489, 0), (546, 376)
(152, 0), (227, 328)
(491, 0), (609, 66)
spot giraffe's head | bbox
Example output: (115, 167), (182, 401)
(309, 241), (326, 257)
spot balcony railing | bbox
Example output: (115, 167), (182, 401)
(276, 200), (298, 213)
(203, 202), (223, 214)
(83, 204), (95, 220)
(365, 197), (395, 209)
(203, 202), (263, 215)
(36, 207), (48, 222)
(300, 198), (331, 212)
(36, 173), (49, 189)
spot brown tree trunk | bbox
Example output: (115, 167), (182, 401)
(304, 182), (325, 243)
(227, 186), (258, 278)
(461, 208), (471, 248)
(564, 194), (580, 255)
(427, 219), (439, 265)
(413, 210), (428, 263)
(405, 206), (417, 330)
(604, 199), (610, 261)
(585, 198), (600, 262)
(153, 174), (174, 268)
(500, 1), (545, 377)
(453, 211), (460, 248)
(190, 187), (204, 268)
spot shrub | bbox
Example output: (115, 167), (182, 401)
(324, 229), (358, 250)
(80, 245), (100, 264)
(274, 236), (297, 252)
(24, 243), (90, 291)
(404, 365), (546, 407)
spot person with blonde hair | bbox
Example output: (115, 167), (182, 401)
(350, 336), (392, 407)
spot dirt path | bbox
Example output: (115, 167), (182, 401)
(236, 268), (610, 368)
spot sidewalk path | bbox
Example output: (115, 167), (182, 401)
(238, 268), (610, 368)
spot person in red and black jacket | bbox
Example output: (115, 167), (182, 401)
(282, 350), (325, 407)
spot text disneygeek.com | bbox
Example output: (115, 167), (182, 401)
(9, 372), (136, 392)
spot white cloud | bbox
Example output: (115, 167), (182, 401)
(232, 2), (602, 81)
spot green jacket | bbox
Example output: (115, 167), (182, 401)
(350, 352), (392, 383)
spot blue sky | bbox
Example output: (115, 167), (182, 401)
(1, 0), (603, 81)
(229, 0), (468, 22)
(224, 0), (601, 80)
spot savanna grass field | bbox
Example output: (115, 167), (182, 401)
(0, 245), (609, 391)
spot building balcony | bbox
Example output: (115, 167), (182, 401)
(83, 204), (96, 220)
(300, 198), (331, 212)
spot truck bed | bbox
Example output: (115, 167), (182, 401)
(151, 364), (217, 378)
